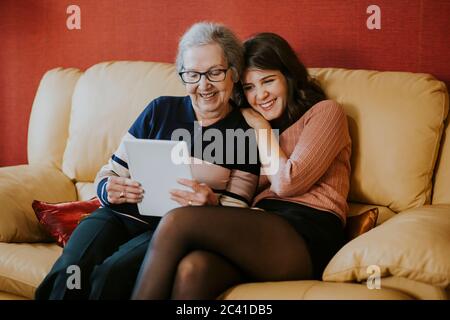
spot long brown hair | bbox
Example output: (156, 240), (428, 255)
(236, 33), (326, 129)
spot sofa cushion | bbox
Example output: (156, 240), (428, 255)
(0, 165), (77, 242)
(220, 280), (413, 300)
(380, 276), (449, 300)
(0, 291), (28, 300)
(62, 61), (186, 182)
(0, 243), (62, 299)
(323, 205), (450, 288)
(310, 68), (449, 212)
(75, 182), (96, 200)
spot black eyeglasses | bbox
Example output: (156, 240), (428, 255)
(179, 68), (230, 84)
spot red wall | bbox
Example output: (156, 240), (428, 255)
(1, 0), (449, 167)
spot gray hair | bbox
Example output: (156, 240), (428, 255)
(175, 22), (243, 82)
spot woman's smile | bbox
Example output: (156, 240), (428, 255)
(199, 91), (218, 100)
(259, 98), (277, 110)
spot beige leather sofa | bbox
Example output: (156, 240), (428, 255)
(1, 61), (449, 300)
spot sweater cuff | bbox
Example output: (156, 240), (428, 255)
(97, 177), (110, 207)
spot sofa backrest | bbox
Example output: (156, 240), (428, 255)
(28, 67), (82, 170)
(28, 62), (450, 212)
(310, 68), (448, 212)
(61, 61), (185, 182)
(432, 110), (450, 205)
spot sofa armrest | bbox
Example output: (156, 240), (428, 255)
(0, 165), (77, 243)
(323, 205), (450, 288)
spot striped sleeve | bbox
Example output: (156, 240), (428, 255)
(220, 169), (259, 207)
(270, 101), (350, 197)
(94, 133), (135, 206)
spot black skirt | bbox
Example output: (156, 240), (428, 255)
(255, 199), (345, 280)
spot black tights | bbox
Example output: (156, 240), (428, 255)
(131, 206), (313, 300)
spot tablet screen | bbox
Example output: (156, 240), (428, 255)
(124, 139), (192, 216)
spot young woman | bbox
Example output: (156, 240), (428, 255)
(132, 32), (351, 300)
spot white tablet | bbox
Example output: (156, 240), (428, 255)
(124, 139), (193, 217)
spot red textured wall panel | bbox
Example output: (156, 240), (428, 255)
(1, 0), (449, 166)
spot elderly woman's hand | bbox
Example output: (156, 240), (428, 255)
(170, 178), (219, 206)
(240, 108), (272, 130)
(107, 176), (144, 204)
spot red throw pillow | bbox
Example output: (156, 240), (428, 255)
(32, 198), (101, 247)
(345, 207), (379, 242)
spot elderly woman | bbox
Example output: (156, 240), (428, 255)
(35, 22), (259, 300)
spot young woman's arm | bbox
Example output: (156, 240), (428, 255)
(242, 100), (350, 197)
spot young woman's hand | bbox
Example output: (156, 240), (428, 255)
(107, 176), (144, 204)
(170, 178), (219, 206)
(241, 108), (287, 179)
(240, 108), (271, 130)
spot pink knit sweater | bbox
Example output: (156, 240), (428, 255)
(253, 100), (352, 224)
